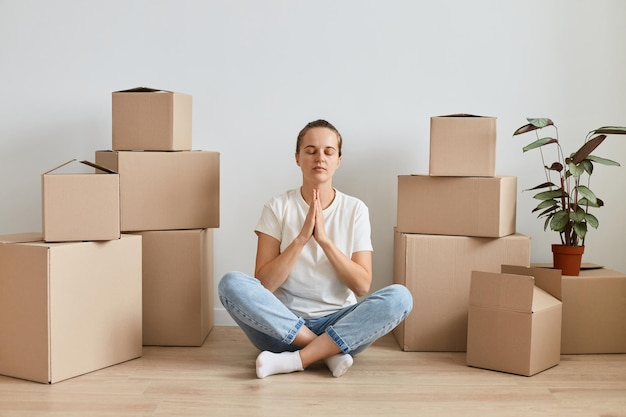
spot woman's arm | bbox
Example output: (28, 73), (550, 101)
(312, 195), (372, 297)
(254, 231), (307, 292)
(254, 192), (318, 292)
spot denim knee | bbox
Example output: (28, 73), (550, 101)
(389, 284), (413, 314)
(218, 270), (249, 303)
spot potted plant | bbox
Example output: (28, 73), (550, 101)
(513, 118), (626, 275)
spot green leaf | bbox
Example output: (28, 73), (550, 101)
(533, 190), (563, 200)
(578, 197), (602, 208)
(591, 126), (626, 135)
(568, 161), (585, 177)
(533, 199), (558, 211)
(576, 185), (597, 205)
(550, 210), (570, 231)
(523, 137), (557, 152)
(528, 118), (554, 128)
(573, 221), (588, 238)
(581, 159), (594, 175)
(585, 212), (599, 228)
(587, 155), (621, 167)
(569, 207), (586, 222)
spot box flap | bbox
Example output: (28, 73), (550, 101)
(532, 286), (562, 312)
(435, 113), (495, 118)
(470, 271), (534, 313)
(114, 86), (171, 93)
(501, 264), (562, 301)
(0, 232), (43, 243)
(44, 159), (117, 175)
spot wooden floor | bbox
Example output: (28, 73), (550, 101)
(0, 327), (625, 417)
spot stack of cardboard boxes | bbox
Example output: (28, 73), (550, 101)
(0, 160), (143, 384)
(393, 114), (533, 353)
(0, 87), (219, 384)
(96, 87), (220, 347)
(393, 114), (626, 376)
(392, 114), (565, 376)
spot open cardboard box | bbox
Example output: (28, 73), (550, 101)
(466, 265), (562, 376)
(42, 159), (120, 242)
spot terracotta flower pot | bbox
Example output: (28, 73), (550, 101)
(551, 244), (585, 276)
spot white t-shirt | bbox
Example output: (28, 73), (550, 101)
(255, 188), (373, 319)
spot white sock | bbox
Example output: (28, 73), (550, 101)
(324, 353), (353, 378)
(256, 351), (304, 379)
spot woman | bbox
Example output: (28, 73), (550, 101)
(219, 119), (413, 378)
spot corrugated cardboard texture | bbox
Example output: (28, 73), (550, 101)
(95, 150), (220, 232)
(392, 231), (530, 352)
(42, 160), (120, 242)
(560, 268), (626, 354)
(467, 270), (562, 376)
(112, 88), (192, 151)
(397, 175), (517, 237)
(429, 114), (496, 177)
(133, 229), (214, 346)
(0, 234), (143, 384)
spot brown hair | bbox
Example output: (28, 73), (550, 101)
(296, 119), (343, 157)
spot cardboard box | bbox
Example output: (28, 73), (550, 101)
(95, 150), (220, 232)
(0, 234), (143, 384)
(429, 114), (497, 177)
(533, 263), (626, 354)
(131, 229), (214, 346)
(466, 265), (562, 376)
(112, 87), (192, 151)
(397, 175), (517, 237)
(42, 159), (120, 242)
(392, 231), (530, 351)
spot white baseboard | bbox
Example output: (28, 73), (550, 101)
(214, 307), (237, 326)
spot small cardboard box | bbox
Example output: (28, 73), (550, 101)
(392, 231), (531, 352)
(0, 233), (143, 384)
(429, 114), (497, 177)
(112, 87), (192, 151)
(533, 263), (626, 354)
(397, 175), (517, 237)
(42, 159), (120, 242)
(95, 150), (220, 232)
(131, 229), (214, 346)
(466, 265), (562, 376)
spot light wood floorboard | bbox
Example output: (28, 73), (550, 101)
(0, 326), (625, 417)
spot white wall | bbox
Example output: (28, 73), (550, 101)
(2, 0), (626, 325)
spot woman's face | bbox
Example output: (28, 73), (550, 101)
(295, 127), (342, 184)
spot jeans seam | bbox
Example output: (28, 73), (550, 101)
(220, 295), (304, 344)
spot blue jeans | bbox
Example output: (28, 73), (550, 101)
(218, 271), (413, 355)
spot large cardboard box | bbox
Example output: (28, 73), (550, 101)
(95, 150), (220, 232)
(533, 263), (626, 354)
(132, 229), (214, 346)
(397, 175), (517, 237)
(42, 159), (120, 242)
(429, 114), (497, 177)
(0, 233), (143, 384)
(392, 231), (530, 351)
(112, 87), (192, 151)
(466, 265), (562, 376)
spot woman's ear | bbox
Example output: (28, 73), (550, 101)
(295, 153), (300, 166)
